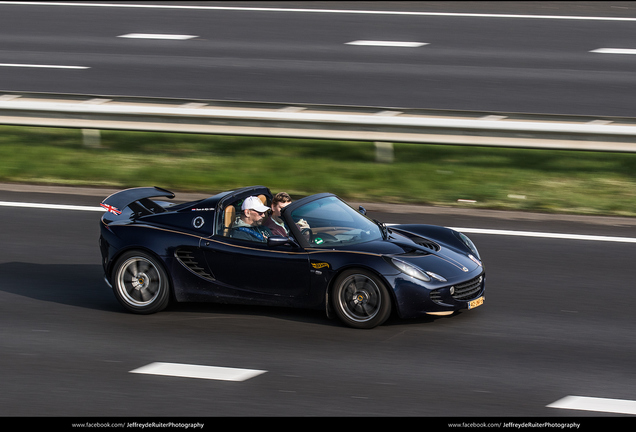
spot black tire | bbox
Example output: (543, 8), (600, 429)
(331, 269), (392, 329)
(112, 250), (170, 314)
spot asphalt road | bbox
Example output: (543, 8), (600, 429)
(2, 1), (636, 115)
(2, 185), (636, 420)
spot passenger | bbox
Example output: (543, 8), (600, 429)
(230, 196), (272, 242)
(264, 192), (292, 237)
(264, 192), (310, 237)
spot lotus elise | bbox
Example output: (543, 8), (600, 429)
(99, 186), (485, 329)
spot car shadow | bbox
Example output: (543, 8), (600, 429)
(0, 261), (450, 328)
(0, 261), (121, 312)
(0, 262), (340, 326)
(169, 301), (337, 327)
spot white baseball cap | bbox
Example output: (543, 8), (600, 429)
(242, 196), (270, 213)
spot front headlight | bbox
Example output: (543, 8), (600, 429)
(391, 258), (430, 281)
(390, 258), (448, 283)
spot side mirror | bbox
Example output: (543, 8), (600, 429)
(267, 235), (298, 248)
(358, 206), (367, 215)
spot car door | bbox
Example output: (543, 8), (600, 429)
(199, 235), (312, 300)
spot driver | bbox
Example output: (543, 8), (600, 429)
(230, 196), (272, 242)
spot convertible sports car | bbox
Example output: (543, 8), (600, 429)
(99, 186), (485, 329)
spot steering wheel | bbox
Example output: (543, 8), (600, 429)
(303, 229), (339, 245)
(301, 228), (313, 241)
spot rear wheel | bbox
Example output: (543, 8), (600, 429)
(331, 269), (392, 329)
(112, 251), (170, 314)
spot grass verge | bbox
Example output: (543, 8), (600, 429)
(1, 125), (636, 217)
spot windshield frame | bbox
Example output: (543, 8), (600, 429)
(283, 194), (384, 249)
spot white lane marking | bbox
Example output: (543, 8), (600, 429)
(5, 2), (636, 22)
(346, 40), (428, 48)
(591, 48), (636, 55)
(118, 33), (197, 40)
(130, 362), (266, 382)
(450, 227), (636, 244)
(2, 200), (636, 243)
(0, 63), (89, 69)
(548, 396), (636, 415)
(0, 201), (103, 212)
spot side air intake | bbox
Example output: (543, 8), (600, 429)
(175, 249), (215, 281)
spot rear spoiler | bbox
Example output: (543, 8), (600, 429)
(101, 187), (175, 217)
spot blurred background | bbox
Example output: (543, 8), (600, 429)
(3, 1), (636, 215)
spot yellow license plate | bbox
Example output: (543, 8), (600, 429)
(468, 296), (484, 309)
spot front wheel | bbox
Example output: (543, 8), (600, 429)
(112, 251), (170, 314)
(331, 269), (392, 329)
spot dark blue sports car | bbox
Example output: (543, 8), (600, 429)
(99, 186), (485, 329)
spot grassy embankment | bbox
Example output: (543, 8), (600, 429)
(1, 125), (636, 217)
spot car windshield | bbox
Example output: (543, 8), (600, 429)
(289, 196), (384, 247)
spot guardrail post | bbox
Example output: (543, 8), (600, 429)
(375, 141), (394, 163)
(82, 129), (101, 148)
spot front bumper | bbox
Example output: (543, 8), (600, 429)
(389, 271), (486, 319)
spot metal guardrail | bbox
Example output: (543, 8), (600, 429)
(2, 90), (636, 152)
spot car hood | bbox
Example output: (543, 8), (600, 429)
(341, 236), (482, 281)
(394, 247), (481, 281)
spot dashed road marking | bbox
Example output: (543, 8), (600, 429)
(0, 63), (89, 69)
(130, 362), (266, 382)
(346, 40), (428, 47)
(548, 396), (636, 415)
(590, 48), (636, 55)
(118, 33), (198, 40)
